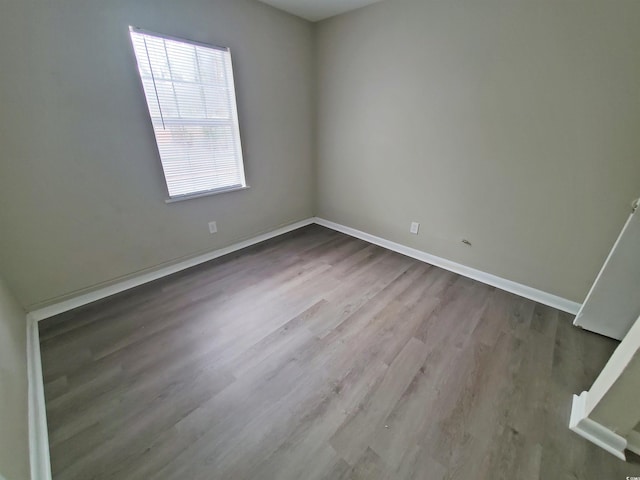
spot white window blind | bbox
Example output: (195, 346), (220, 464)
(129, 27), (247, 200)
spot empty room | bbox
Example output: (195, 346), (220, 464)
(2, 0), (640, 478)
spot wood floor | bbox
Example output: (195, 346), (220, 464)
(40, 224), (640, 480)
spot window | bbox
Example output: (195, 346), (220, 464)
(129, 27), (247, 200)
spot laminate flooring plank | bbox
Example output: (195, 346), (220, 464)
(244, 361), (390, 480)
(329, 337), (431, 465)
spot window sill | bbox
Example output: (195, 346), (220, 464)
(165, 185), (250, 204)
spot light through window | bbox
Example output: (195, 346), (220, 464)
(129, 27), (247, 200)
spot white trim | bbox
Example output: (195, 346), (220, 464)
(26, 313), (52, 480)
(569, 392), (627, 460)
(573, 209), (636, 338)
(165, 185), (250, 204)
(29, 218), (314, 321)
(21, 215), (587, 479)
(627, 430), (640, 457)
(313, 217), (581, 315)
(28, 217), (582, 321)
(129, 26), (230, 53)
(573, 210), (633, 329)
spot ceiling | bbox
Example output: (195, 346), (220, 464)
(256, 0), (384, 22)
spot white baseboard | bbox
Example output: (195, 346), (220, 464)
(569, 392), (627, 460)
(313, 217), (581, 315)
(627, 430), (640, 457)
(28, 216), (581, 321)
(28, 218), (315, 322)
(20, 216), (591, 479)
(26, 313), (52, 480)
(24, 219), (315, 476)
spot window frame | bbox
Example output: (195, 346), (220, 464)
(129, 26), (249, 203)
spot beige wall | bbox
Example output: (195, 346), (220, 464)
(2, 0), (640, 308)
(0, 275), (29, 480)
(316, 0), (640, 302)
(0, 0), (315, 308)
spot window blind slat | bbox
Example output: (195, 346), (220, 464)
(130, 27), (246, 199)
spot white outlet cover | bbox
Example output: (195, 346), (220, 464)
(208, 221), (218, 234)
(410, 222), (420, 235)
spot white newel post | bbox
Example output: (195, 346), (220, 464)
(570, 314), (640, 460)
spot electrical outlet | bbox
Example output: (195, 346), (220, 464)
(208, 221), (218, 234)
(410, 222), (420, 235)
